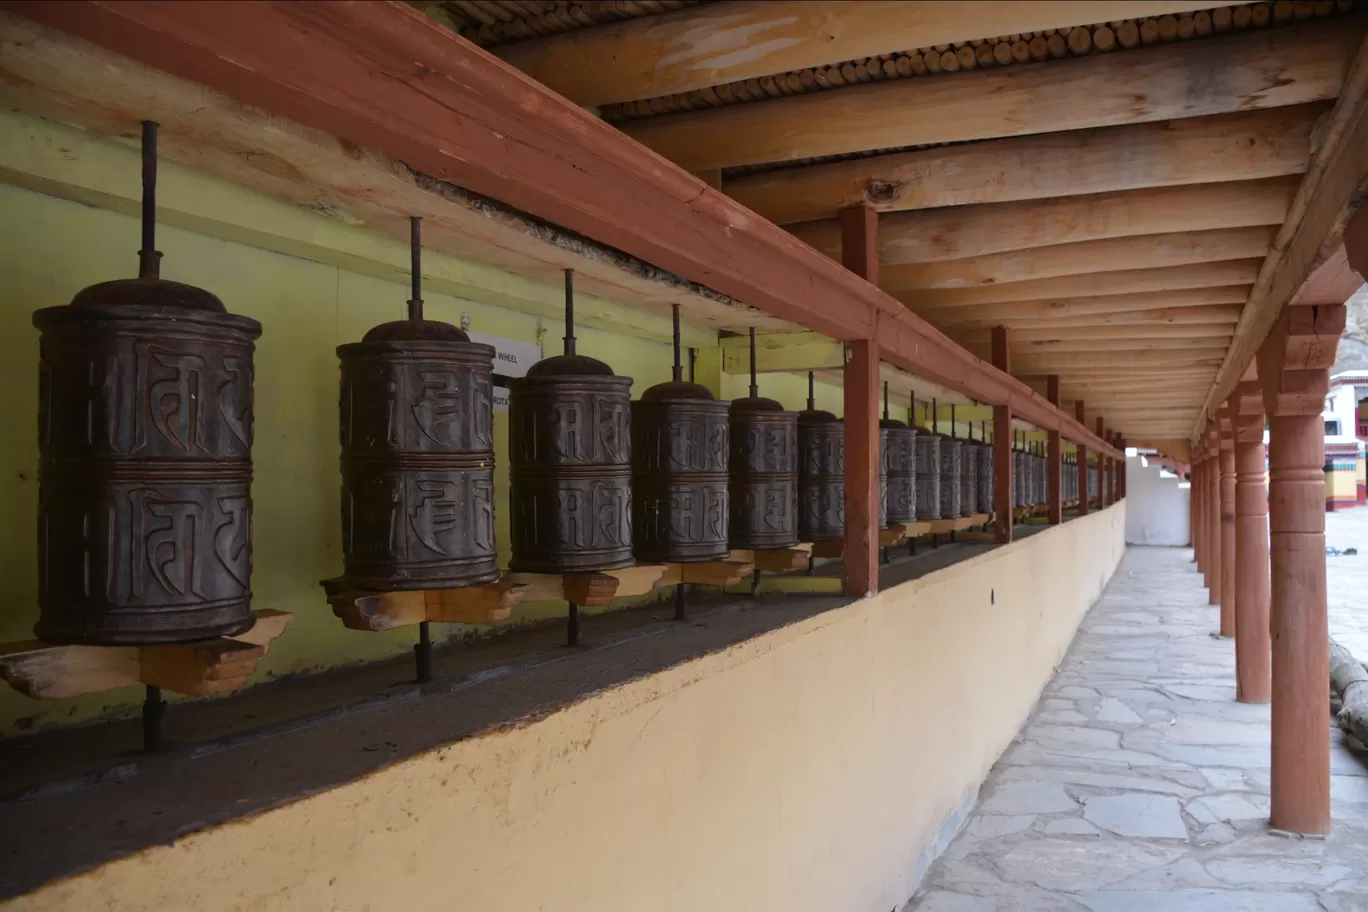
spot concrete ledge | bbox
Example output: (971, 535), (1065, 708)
(3, 505), (1126, 911)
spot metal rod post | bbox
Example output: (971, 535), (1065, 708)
(748, 327), (758, 399)
(674, 583), (687, 621)
(750, 569), (760, 598)
(142, 684), (165, 753)
(567, 601), (580, 646)
(563, 269), (577, 357)
(671, 303), (682, 383)
(414, 620), (433, 683)
(407, 216), (424, 322)
(137, 121), (162, 280)
(807, 371), (815, 411)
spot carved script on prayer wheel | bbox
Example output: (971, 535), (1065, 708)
(730, 398), (798, 549)
(938, 437), (963, 519)
(914, 431), (941, 521)
(338, 321), (497, 590)
(631, 384), (730, 563)
(882, 420), (916, 525)
(33, 280), (262, 644)
(509, 361), (634, 573)
(798, 409), (843, 542)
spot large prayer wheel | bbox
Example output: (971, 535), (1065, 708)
(961, 440), (979, 518)
(509, 272), (633, 573)
(337, 219), (497, 591)
(976, 439), (994, 514)
(914, 422), (941, 521)
(882, 420), (916, 525)
(797, 375), (843, 542)
(632, 307), (730, 563)
(730, 330), (798, 549)
(33, 123), (262, 645)
(938, 435), (963, 520)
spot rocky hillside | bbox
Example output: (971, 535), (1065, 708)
(1334, 284), (1368, 374)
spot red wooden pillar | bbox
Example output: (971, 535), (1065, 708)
(1218, 408), (1238, 638)
(1192, 446), (1203, 565)
(1259, 302), (1345, 835)
(840, 205), (880, 597)
(1197, 449), (1209, 573)
(1076, 401), (1089, 516)
(1096, 418), (1108, 508)
(1119, 435), (1127, 499)
(1047, 376), (1063, 524)
(1207, 424), (1222, 609)
(1231, 380), (1270, 704)
(992, 326), (1013, 543)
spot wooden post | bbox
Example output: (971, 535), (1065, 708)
(992, 325), (1013, 543)
(841, 205), (880, 597)
(1258, 302), (1345, 836)
(1047, 375), (1063, 524)
(1231, 379), (1270, 703)
(1218, 407), (1238, 638)
(1076, 401), (1089, 516)
(1096, 418), (1108, 508)
(1207, 423), (1222, 609)
(1116, 434), (1127, 500)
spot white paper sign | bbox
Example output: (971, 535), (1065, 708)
(467, 331), (542, 413)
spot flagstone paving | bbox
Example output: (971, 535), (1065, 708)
(904, 544), (1368, 912)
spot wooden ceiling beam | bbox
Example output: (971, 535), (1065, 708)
(497, 1), (1225, 107)
(962, 337), (1233, 354)
(1198, 36), (1368, 438)
(789, 178), (1297, 265)
(624, 21), (1357, 172)
(901, 260), (1262, 309)
(7, 2), (1122, 459)
(1011, 350), (1228, 369)
(912, 286), (1248, 320)
(932, 306), (1245, 332)
(884, 227), (1274, 291)
(964, 324), (1239, 342)
(728, 106), (1319, 226)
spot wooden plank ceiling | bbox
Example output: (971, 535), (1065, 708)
(425, 0), (1368, 451)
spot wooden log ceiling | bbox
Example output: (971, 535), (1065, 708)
(415, 0), (1368, 451)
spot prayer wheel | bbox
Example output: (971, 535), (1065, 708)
(32, 122), (262, 645)
(337, 218), (497, 591)
(730, 329), (798, 549)
(976, 435), (994, 515)
(881, 383), (916, 525)
(797, 372), (843, 542)
(912, 395), (940, 520)
(935, 402), (963, 519)
(509, 271), (633, 573)
(1013, 445), (1027, 509)
(631, 305), (730, 563)
(960, 433), (979, 517)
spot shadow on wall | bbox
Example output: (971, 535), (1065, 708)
(1125, 455), (1189, 546)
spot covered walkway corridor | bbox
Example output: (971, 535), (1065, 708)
(908, 546), (1368, 910)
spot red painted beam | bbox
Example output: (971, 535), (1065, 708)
(6, 0), (1121, 457)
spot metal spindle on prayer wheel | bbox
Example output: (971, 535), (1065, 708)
(730, 328), (798, 596)
(509, 270), (632, 645)
(913, 392), (940, 522)
(631, 304), (730, 620)
(338, 217), (498, 680)
(936, 399), (962, 522)
(33, 120), (263, 647)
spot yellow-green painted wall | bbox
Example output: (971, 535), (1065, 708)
(7, 505), (1127, 912)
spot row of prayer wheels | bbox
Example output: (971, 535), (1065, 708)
(30, 123), (1014, 647)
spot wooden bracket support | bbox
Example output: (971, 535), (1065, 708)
(322, 579), (529, 630)
(729, 545), (813, 573)
(0, 610), (293, 699)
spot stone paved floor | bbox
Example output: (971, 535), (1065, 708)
(1328, 506), (1368, 660)
(904, 545), (1368, 912)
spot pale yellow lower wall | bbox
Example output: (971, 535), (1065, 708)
(12, 505), (1127, 912)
